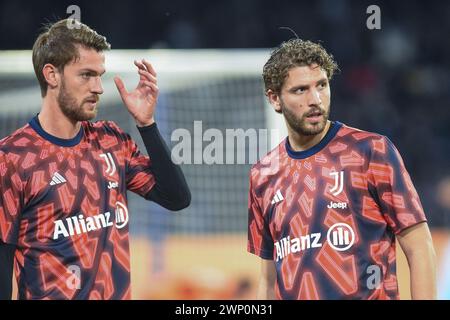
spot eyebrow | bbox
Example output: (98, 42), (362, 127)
(80, 69), (106, 76)
(288, 78), (328, 91)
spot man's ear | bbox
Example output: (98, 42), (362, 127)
(266, 89), (282, 114)
(42, 64), (60, 90)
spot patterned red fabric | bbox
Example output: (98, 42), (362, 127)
(0, 117), (155, 299)
(248, 121), (426, 299)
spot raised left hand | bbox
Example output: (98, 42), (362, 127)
(114, 59), (159, 127)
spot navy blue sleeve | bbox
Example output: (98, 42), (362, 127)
(0, 241), (15, 300)
(137, 123), (191, 211)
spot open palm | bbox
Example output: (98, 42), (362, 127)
(114, 59), (159, 127)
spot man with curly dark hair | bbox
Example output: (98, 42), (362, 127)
(247, 39), (436, 300)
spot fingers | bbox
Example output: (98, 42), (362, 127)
(134, 59), (157, 77)
(134, 59), (159, 94)
(114, 76), (128, 97)
(142, 59), (157, 77)
(142, 81), (159, 94)
(138, 68), (157, 84)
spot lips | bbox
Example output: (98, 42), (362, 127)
(304, 110), (324, 123)
(84, 96), (99, 104)
(306, 111), (323, 118)
(84, 98), (98, 111)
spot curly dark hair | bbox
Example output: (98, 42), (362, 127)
(263, 39), (339, 94)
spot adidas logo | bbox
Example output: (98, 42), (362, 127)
(271, 189), (284, 204)
(50, 172), (67, 186)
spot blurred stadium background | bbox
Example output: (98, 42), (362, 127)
(1, 0), (450, 299)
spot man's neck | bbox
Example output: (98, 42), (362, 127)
(287, 120), (331, 152)
(39, 98), (81, 139)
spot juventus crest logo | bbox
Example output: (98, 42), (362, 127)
(100, 153), (116, 176)
(329, 171), (344, 196)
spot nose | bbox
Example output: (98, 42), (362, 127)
(91, 76), (104, 95)
(307, 88), (322, 107)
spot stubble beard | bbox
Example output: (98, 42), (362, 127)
(57, 78), (97, 122)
